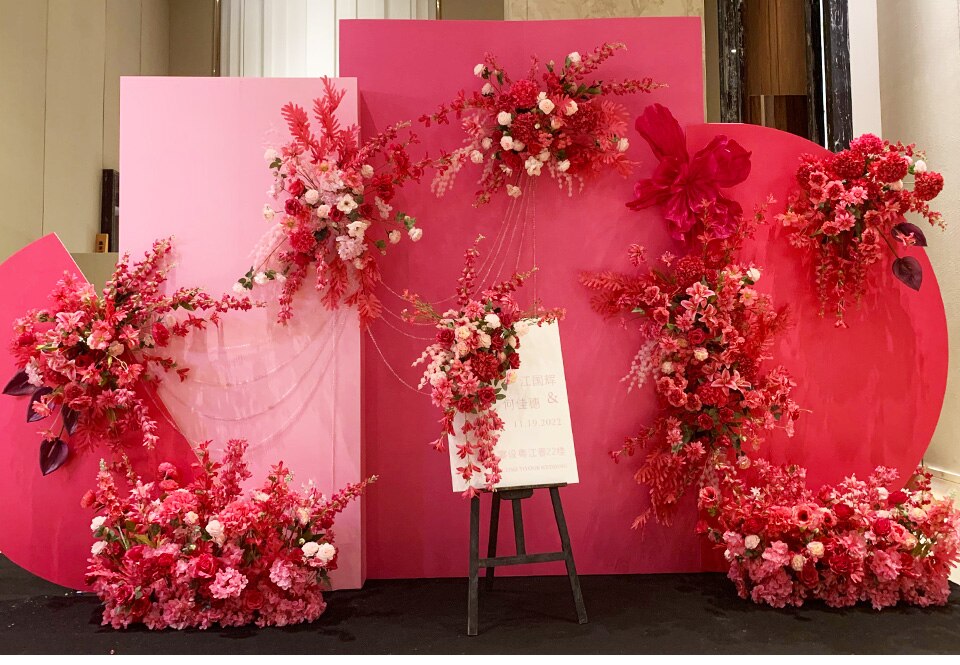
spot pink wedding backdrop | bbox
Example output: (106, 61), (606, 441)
(119, 77), (365, 589)
(0, 17), (947, 591)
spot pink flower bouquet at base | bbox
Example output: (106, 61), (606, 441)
(698, 459), (960, 610)
(85, 439), (375, 629)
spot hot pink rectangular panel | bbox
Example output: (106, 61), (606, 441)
(120, 77), (366, 588)
(340, 18), (708, 577)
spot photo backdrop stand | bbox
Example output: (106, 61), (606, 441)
(468, 483), (587, 636)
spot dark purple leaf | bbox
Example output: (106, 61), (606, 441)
(62, 406), (79, 436)
(39, 438), (69, 476)
(27, 387), (54, 423)
(893, 222), (928, 247)
(892, 256), (923, 291)
(3, 371), (35, 396)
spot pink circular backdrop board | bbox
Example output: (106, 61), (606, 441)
(687, 123), (948, 490)
(0, 235), (198, 589)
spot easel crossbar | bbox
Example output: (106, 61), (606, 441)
(478, 551), (566, 567)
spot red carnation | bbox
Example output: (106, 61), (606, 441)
(872, 154), (909, 183)
(873, 517), (892, 536)
(509, 353), (521, 370)
(490, 334), (505, 351)
(719, 407), (736, 423)
(850, 133), (885, 155)
(830, 150), (866, 179)
(697, 413), (715, 431)
(828, 552), (853, 576)
(508, 79), (539, 108)
(477, 386), (497, 409)
(743, 516), (765, 535)
(287, 178), (306, 197)
(888, 490), (908, 505)
(285, 198), (304, 216)
(914, 171), (944, 201)
(456, 396), (475, 413)
(471, 352), (501, 383)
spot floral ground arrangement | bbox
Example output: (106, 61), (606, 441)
(85, 439), (374, 629)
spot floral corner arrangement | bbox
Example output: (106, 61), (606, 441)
(4, 238), (252, 475)
(404, 236), (564, 496)
(581, 246), (799, 528)
(236, 78), (430, 327)
(699, 459), (960, 609)
(626, 103), (752, 244)
(421, 43), (662, 205)
(777, 133), (945, 325)
(85, 439), (375, 629)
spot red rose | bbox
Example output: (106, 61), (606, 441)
(151, 322), (170, 347)
(243, 589), (264, 611)
(471, 352), (501, 383)
(833, 503), (854, 521)
(914, 171), (944, 201)
(490, 335), (505, 351)
(508, 353), (521, 369)
(799, 562), (820, 588)
(285, 198), (304, 216)
(697, 413), (715, 431)
(455, 396), (474, 413)
(688, 329), (706, 345)
(436, 328), (455, 345)
(477, 386), (497, 409)
(191, 552), (219, 579)
(287, 178), (306, 197)
(873, 517), (892, 537)
(115, 584), (136, 606)
(742, 517), (765, 535)
(828, 552), (852, 576)
(888, 490), (908, 505)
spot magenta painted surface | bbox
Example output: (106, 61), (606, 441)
(341, 18), (711, 578)
(119, 77), (366, 588)
(686, 123), (948, 492)
(0, 235), (198, 590)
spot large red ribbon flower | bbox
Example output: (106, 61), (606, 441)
(627, 103), (751, 242)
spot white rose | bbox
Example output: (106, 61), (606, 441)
(184, 511), (199, 526)
(301, 541), (320, 558)
(91, 541), (107, 556)
(538, 97), (556, 114)
(408, 227), (423, 242)
(505, 370), (518, 384)
(90, 516), (106, 532)
(455, 341), (470, 357)
(617, 137), (630, 152)
(296, 507), (311, 525)
(262, 204), (275, 221)
(891, 180), (904, 191)
(507, 335), (518, 348)
(557, 159), (571, 173)
(512, 140), (526, 152)
(807, 541), (825, 558)
(232, 282), (247, 294)
(253, 272), (269, 286)
(524, 156), (543, 176)
(876, 487), (889, 501)
(506, 184), (522, 198)
(744, 534), (760, 550)
(746, 267), (761, 282)
(500, 135), (514, 151)
(337, 194), (358, 213)
(317, 542), (337, 565)
(550, 117), (563, 130)
(660, 361), (674, 375)
(537, 150), (550, 162)
(484, 313), (501, 329)
(909, 507), (927, 522)
(693, 347), (708, 361)
(791, 554), (806, 572)
(474, 63), (485, 77)
(455, 325), (472, 341)
(568, 51), (581, 64)
(388, 229), (402, 244)
(470, 149), (484, 164)
(361, 164), (375, 178)
(497, 111), (513, 126)
(478, 332), (492, 349)
(205, 519), (225, 543)
(264, 148), (279, 163)
(564, 100), (578, 116)
(481, 137), (493, 150)
(913, 159), (927, 173)
(481, 82), (494, 96)
(303, 189), (320, 205)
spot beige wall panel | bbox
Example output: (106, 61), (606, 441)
(506, 0), (703, 20)
(169, 0), (214, 76)
(141, 0), (171, 76)
(877, 0), (960, 477)
(104, 0), (143, 172)
(0, 0), (49, 261)
(43, 0), (107, 253)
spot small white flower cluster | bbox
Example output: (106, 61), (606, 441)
(301, 540), (336, 565)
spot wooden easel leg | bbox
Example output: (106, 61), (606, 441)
(549, 486), (588, 624)
(484, 493), (501, 591)
(467, 495), (480, 636)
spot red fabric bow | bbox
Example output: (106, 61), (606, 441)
(627, 104), (751, 241)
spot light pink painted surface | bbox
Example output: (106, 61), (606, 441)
(0, 235), (198, 590)
(341, 19), (947, 579)
(120, 77), (365, 588)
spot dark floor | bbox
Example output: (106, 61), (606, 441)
(1, 555), (958, 654)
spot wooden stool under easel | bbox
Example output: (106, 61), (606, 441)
(467, 483), (588, 636)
